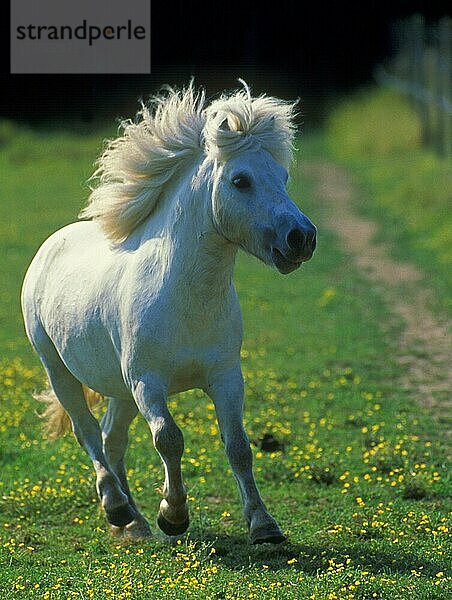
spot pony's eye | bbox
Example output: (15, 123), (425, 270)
(232, 175), (251, 190)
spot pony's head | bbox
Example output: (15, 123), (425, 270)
(81, 81), (316, 272)
(202, 86), (316, 273)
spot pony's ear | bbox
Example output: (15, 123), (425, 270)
(219, 117), (231, 131)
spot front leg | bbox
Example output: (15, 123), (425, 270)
(207, 365), (286, 544)
(133, 376), (189, 537)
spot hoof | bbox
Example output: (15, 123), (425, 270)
(110, 516), (153, 541)
(157, 513), (189, 536)
(106, 504), (136, 527)
(250, 526), (287, 545)
(123, 516), (152, 540)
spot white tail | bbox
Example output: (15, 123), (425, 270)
(35, 386), (104, 440)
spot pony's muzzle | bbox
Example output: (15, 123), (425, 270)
(271, 217), (316, 274)
(286, 223), (317, 261)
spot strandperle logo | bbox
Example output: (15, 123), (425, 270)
(15, 20), (147, 47)
(10, 0), (151, 74)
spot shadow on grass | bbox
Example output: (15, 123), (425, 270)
(201, 532), (444, 577)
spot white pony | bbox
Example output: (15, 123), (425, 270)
(22, 83), (316, 544)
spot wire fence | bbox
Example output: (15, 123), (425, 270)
(374, 14), (451, 157)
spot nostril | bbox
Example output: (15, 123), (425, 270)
(286, 228), (305, 251)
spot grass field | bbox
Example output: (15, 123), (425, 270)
(0, 111), (450, 599)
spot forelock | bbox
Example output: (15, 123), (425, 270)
(203, 86), (298, 168)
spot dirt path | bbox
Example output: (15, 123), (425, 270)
(305, 161), (451, 421)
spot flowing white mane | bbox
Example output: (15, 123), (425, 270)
(80, 82), (298, 242)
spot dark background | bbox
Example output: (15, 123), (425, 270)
(1, 1), (449, 128)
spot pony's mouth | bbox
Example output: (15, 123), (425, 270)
(271, 248), (303, 274)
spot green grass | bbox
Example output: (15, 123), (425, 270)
(0, 122), (450, 599)
(325, 87), (452, 310)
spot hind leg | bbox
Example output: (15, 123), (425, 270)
(101, 398), (152, 539)
(46, 367), (136, 526)
(33, 331), (136, 527)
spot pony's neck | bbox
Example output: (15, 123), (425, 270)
(174, 229), (238, 312)
(138, 168), (238, 314)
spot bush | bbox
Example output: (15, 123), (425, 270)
(327, 88), (422, 159)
